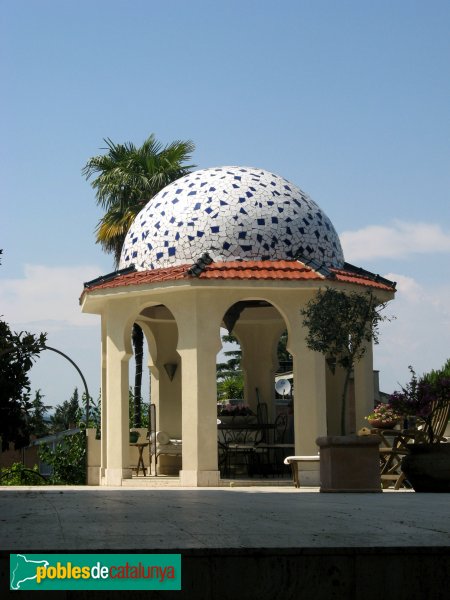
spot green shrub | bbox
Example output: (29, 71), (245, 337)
(0, 463), (47, 485)
(39, 432), (86, 485)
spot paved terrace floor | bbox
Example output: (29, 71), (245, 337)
(1, 485), (449, 599)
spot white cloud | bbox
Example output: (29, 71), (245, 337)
(340, 221), (450, 262)
(384, 273), (423, 303)
(0, 264), (106, 406)
(0, 264), (102, 328)
(374, 273), (450, 393)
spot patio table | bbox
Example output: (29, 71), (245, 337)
(130, 442), (149, 476)
(217, 423), (275, 477)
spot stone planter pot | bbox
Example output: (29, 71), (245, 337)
(401, 443), (450, 492)
(316, 435), (382, 493)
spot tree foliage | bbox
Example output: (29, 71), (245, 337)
(50, 388), (81, 432)
(39, 432), (86, 485)
(422, 358), (450, 386)
(301, 287), (389, 435)
(216, 333), (242, 379)
(28, 389), (51, 438)
(83, 134), (195, 266)
(389, 361), (450, 443)
(0, 463), (47, 486)
(0, 251), (47, 449)
(217, 374), (245, 401)
(82, 392), (100, 430)
(277, 330), (292, 371)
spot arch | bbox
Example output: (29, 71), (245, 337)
(218, 298), (288, 417)
(44, 345), (91, 426)
(136, 302), (182, 472)
(0, 344), (91, 427)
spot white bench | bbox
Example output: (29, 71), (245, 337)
(283, 455), (320, 488)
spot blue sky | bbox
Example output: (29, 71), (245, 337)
(1, 0), (449, 408)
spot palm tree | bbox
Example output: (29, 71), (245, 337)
(83, 135), (195, 265)
(83, 135), (195, 426)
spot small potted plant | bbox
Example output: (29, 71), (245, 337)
(365, 404), (400, 429)
(387, 364), (450, 492)
(218, 402), (254, 417)
(129, 430), (140, 443)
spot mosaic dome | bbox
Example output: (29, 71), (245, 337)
(119, 166), (344, 271)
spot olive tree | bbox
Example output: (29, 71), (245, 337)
(301, 287), (389, 435)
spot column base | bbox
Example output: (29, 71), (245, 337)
(180, 470), (220, 487)
(102, 467), (132, 486)
(87, 466), (101, 486)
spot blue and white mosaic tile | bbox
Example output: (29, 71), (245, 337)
(119, 166), (345, 271)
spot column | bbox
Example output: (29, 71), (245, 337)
(285, 306), (327, 486)
(103, 303), (132, 486)
(100, 316), (107, 482)
(235, 321), (284, 417)
(354, 339), (374, 431)
(175, 292), (222, 487)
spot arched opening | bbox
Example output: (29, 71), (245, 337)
(216, 329), (243, 411)
(216, 299), (294, 479)
(136, 303), (181, 476)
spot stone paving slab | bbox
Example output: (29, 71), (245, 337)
(1, 487), (449, 600)
(1, 486), (449, 551)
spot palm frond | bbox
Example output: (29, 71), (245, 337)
(84, 133), (196, 267)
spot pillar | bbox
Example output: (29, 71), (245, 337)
(235, 320), (284, 418)
(285, 306), (327, 485)
(103, 303), (132, 485)
(354, 339), (374, 431)
(100, 316), (107, 482)
(175, 292), (222, 486)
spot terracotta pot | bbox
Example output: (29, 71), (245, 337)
(218, 415), (257, 425)
(367, 419), (399, 429)
(401, 443), (450, 492)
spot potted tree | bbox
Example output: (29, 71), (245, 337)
(301, 287), (390, 492)
(388, 363), (450, 492)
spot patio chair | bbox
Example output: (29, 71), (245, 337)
(254, 413), (291, 477)
(415, 401), (450, 443)
(380, 400), (450, 489)
(149, 431), (182, 476)
(221, 426), (263, 478)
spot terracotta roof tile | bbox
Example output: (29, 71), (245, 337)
(82, 260), (395, 296)
(331, 268), (395, 291)
(83, 264), (189, 292)
(198, 260), (322, 281)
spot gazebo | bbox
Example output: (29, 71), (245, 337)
(80, 166), (395, 487)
